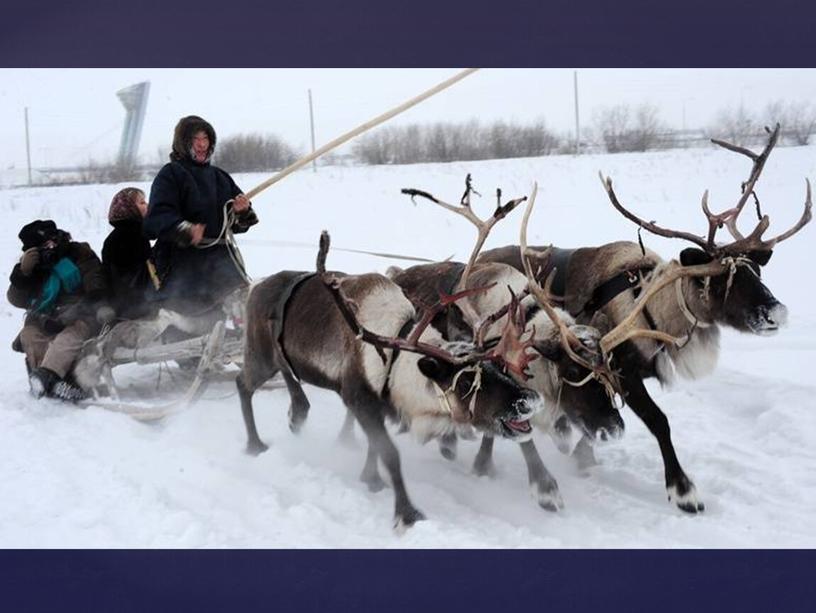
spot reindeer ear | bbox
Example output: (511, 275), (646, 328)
(680, 247), (712, 267)
(533, 339), (564, 362)
(417, 356), (455, 382)
(747, 249), (773, 266)
(589, 311), (612, 334)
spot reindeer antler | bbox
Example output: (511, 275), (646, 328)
(402, 174), (526, 322)
(600, 123), (812, 258)
(324, 274), (499, 367)
(518, 183), (625, 396)
(598, 260), (728, 355)
(484, 287), (540, 380)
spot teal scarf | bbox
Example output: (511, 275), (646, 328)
(33, 257), (82, 314)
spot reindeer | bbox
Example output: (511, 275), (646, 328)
(382, 176), (623, 511)
(479, 124), (812, 513)
(236, 232), (541, 530)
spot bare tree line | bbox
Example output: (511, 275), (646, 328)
(19, 100), (816, 186)
(708, 100), (816, 146)
(351, 120), (561, 165)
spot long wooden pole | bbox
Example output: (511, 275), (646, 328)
(25, 107), (32, 185)
(244, 68), (479, 201)
(308, 88), (317, 173)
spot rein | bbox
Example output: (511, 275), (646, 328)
(431, 363), (483, 424)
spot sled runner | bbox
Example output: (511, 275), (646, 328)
(71, 289), (248, 420)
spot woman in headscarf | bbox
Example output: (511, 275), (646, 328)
(102, 187), (156, 320)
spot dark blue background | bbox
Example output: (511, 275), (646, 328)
(1, 0), (815, 66)
(2, 550), (815, 611)
(2, 0), (815, 610)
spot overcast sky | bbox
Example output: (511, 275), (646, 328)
(2, 68), (816, 170)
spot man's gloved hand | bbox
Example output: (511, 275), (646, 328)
(232, 194), (250, 214)
(175, 221), (206, 247)
(19, 248), (40, 276)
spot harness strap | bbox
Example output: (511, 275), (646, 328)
(273, 271), (319, 382)
(546, 248), (575, 300)
(381, 317), (415, 401)
(674, 277), (712, 329)
(582, 267), (654, 318)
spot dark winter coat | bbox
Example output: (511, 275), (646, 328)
(102, 219), (155, 320)
(8, 241), (108, 334)
(144, 156), (258, 310)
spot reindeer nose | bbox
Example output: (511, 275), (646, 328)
(514, 389), (542, 417)
(764, 303), (789, 328)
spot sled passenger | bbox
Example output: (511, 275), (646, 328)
(102, 187), (157, 320)
(7, 220), (113, 401)
(144, 115), (258, 319)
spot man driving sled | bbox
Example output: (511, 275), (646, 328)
(144, 115), (258, 319)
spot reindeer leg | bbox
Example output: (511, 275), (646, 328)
(236, 369), (274, 456)
(472, 435), (497, 477)
(337, 409), (357, 446)
(438, 431), (457, 461)
(282, 371), (310, 434)
(519, 439), (564, 511)
(622, 373), (705, 514)
(359, 443), (386, 492)
(550, 414), (575, 456)
(343, 385), (425, 530)
(572, 435), (599, 470)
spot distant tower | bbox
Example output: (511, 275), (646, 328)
(116, 81), (150, 167)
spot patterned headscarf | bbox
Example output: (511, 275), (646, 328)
(108, 188), (144, 225)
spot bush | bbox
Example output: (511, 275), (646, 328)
(352, 119), (560, 165)
(707, 104), (760, 147)
(215, 133), (300, 173)
(763, 100), (816, 146)
(593, 103), (667, 153)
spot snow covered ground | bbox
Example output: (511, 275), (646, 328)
(1, 144), (814, 548)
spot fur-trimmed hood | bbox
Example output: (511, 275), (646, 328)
(170, 115), (216, 163)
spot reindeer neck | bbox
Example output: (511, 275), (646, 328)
(638, 261), (720, 345)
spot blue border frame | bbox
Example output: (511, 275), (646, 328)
(2, 0), (815, 610)
(2, 0), (816, 67)
(2, 550), (815, 612)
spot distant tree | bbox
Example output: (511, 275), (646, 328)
(216, 133), (300, 173)
(76, 158), (142, 184)
(594, 103), (666, 153)
(764, 100), (816, 146)
(352, 129), (392, 165)
(351, 119), (561, 165)
(707, 104), (759, 146)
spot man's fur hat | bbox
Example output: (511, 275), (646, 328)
(170, 115), (216, 162)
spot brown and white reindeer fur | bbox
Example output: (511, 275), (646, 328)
(237, 270), (538, 529)
(480, 239), (789, 513)
(388, 260), (623, 511)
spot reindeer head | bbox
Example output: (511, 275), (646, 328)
(599, 123), (811, 350)
(516, 183), (626, 441)
(323, 275), (541, 442)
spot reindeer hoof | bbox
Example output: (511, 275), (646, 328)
(532, 480), (564, 512)
(667, 481), (705, 514)
(437, 432), (457, 461)
(288, 404), (309, 434)
(573, 442), (599, 472)
(246, 440), (269, 456)
(361, 473), (387, 493)
(337, 429), (357, 448)
(393, 507), (426, 533)
(472, 458), (496, 478)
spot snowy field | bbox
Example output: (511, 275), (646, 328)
(0, 145), (814, 548)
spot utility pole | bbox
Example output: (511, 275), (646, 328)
(308, 89), (317, 173)
(573, 71), (581, 155)
(24, 107), (32, 185)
